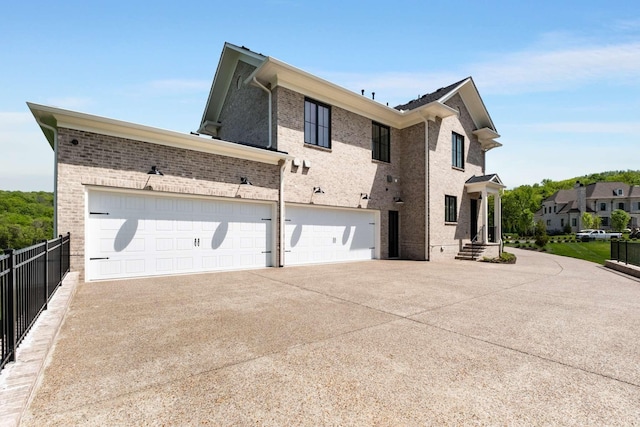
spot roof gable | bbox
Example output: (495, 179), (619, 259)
(199, 43), (266, 133)
(199, 43), (500, 149)
(395, 77), (497, 133)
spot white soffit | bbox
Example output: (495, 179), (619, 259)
(250, 58), (457, 129)
(28, 102), (292, 165)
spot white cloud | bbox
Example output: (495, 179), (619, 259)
(146, 79), (210, 93)
(475, 42), (640, 94)
(0, 111), (32, 126)
(45, 97), (93, 110)
(315, 38), (640, 101)
(523, 121), (640, 134)
(0, 111), (53, 191)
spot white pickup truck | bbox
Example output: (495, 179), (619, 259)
(575, 229), (622, 240)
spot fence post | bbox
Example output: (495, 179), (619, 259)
(5, 249), (16, 363)
(43, 240), (49, 308)
(58, 235), (63, 286)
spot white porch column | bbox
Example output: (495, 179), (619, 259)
(494, 190), (502, 243)
(481, 188), (488, 243)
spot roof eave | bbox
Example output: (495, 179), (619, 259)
(251, 58), (457, 128)
(28, 103), (292, 165)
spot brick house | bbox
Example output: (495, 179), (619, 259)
(537, 181), (640, 233)
(29, 42), (504, 281)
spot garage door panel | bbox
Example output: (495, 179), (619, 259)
(285, 205), (375, 266)
(88, 191), (273, 280)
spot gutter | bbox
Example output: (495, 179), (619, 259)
(252, 77), (273, 149)
(35, 119), (58, 237)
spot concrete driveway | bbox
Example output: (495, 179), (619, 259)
(22, 249), (640, 425)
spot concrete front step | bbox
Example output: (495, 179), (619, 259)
(455, 243), (487, 261)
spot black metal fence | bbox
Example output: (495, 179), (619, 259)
(1, 233), (70, 372)
(611, 240), (640, 268)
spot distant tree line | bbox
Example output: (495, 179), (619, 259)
(0, 191), (54, 250)
(501, 170), (640, 236)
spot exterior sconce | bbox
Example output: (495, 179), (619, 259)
(240, 177), (252, 185)
(144, 166), (163, 190)
(313, 187), (325, 194)
(147, 166), (163, 176)
(393, 197), (404, 205)
(70, 139), (79, 146)
(361, 193), (370, 200)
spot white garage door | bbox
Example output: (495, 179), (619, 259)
(284, 205), (376, 266)
(87, 191), (273, 280)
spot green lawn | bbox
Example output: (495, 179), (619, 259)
(506, 240), (612, 265)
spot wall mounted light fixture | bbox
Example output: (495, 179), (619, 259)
(147, 166), (164, 176)
(240, 177), (252, 185)
(393, 197), (404, 205)
(70, 139), (79, 146)
(313, 187), (325, 194)
(144, 166), (164, 190)
(361, 193), (370, 200)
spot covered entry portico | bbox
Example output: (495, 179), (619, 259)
(465, 174), (505, 246)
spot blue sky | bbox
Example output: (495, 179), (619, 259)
(2, 0), (639, 191)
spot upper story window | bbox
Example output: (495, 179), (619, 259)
(618, 202), (625, 210)
(616, 189), (624, 196)
(304, 98), (331, 148)
(452, 132), (464, 169)
(372, 122), (390, 162)
(600, 202), (607, 211)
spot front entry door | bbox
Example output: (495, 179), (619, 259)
(389, 210), (399, 258)
(470, 199), (479, 241)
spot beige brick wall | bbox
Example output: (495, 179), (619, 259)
(274, 87), (403, 258)
(427, 93), (486, 261)
(398, 122), (427, 260)
(56, 128), (280, 279)
(217, 61), (269, 147)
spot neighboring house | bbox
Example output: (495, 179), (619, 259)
(536, 181), (640, 233)
(29, 42), (504, 281)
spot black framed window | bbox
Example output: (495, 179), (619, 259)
(445, 195), (457, 222)
(304, 98), (331, 148)
(452, 132), (464, 169)
(618, 202), (625, 210)
(600, 203), (607, 211)
(372, 122), (390, 162)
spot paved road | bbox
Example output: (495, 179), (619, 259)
(21, 249), (640, 425)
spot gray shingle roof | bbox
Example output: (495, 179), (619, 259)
(465, 174), (501, 184)
(394, 77), (469, 111)
(587, 182), (630, 198)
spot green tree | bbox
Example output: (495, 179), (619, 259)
(592, 215), (602, 229)
(534, 219), (549, 248)
(581, 212), (594, 230)
(611, 209), (631, 231)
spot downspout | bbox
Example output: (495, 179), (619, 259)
(252, 77), (272, 149)
(422, 117), (433, 261)
(278, 159), (289, 267)
(36, 120), (58, 237)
